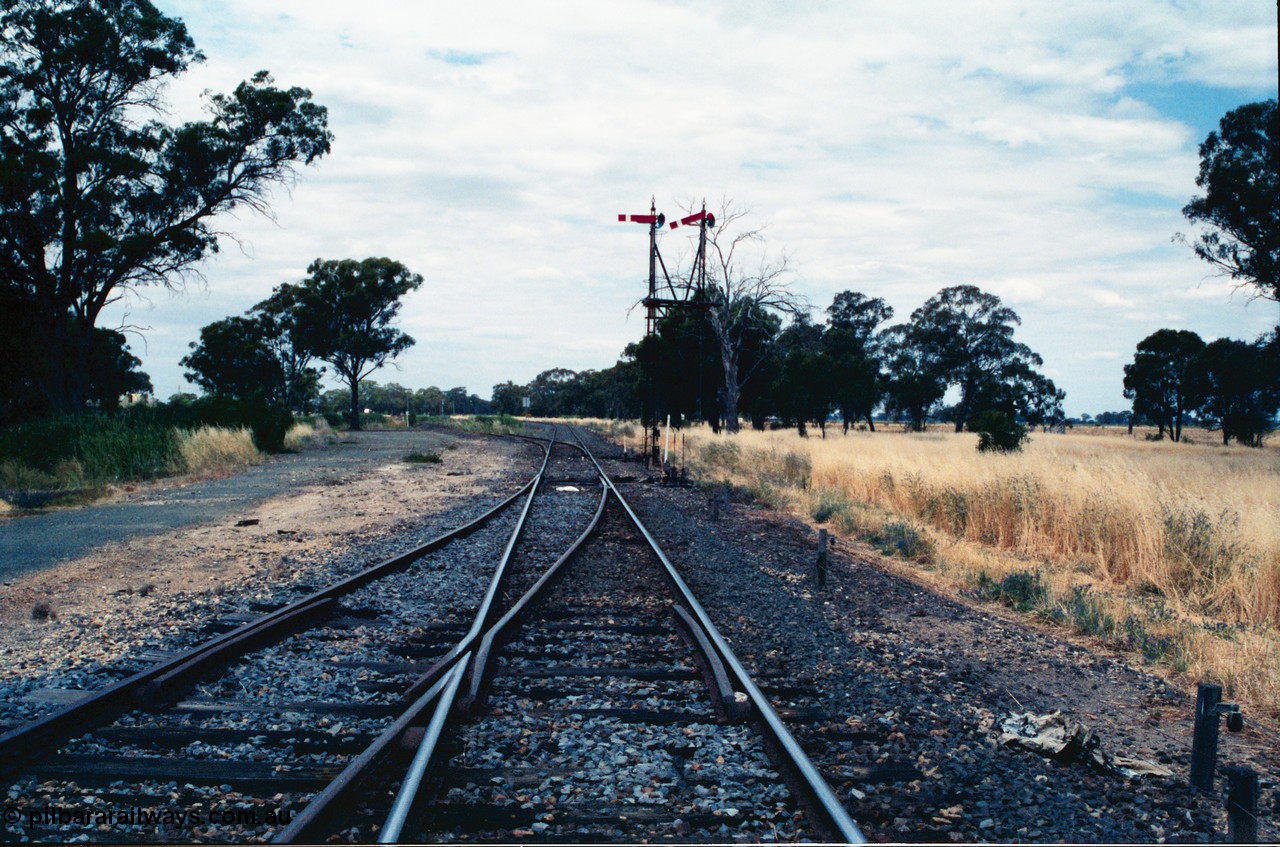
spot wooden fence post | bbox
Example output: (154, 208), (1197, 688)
(816, 529), (828, 588)
(1225, 766), (1259, 843)
(1190, 683), (1222, 792)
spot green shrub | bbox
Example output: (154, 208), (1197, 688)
(0, 412), (178, 484)
(967, 410), (1027, 453)
(1049, 585), (1115, 639)
(971, 569), (1048, 612)
(1122, 615), (1178, 663)
(869, 520), (933, 562)
(811, 490), (849, 523)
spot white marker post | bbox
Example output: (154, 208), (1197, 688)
(663, 414), (672, 471)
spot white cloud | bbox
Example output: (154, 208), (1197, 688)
(101, 0), (1279, 412)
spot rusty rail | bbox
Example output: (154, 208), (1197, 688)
(0, 436), (553, 781)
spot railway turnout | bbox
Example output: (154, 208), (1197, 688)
(0, 426), (863, 844)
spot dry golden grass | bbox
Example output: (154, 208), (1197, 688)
(176, 426), (261, 475)
(675, 423), (1280, 719)
(283, 418), (334, 451)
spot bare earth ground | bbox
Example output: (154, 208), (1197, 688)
(1, 429), (1277, 842)
(0, 430), (540, 721)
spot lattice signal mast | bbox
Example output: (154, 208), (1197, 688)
(618, 200), (716, 470)
(618, 200), (716, 334)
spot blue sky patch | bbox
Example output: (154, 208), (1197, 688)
(1123, 80), (1270, 142)
(427, 48), (503, 66)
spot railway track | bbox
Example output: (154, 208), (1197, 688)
(0, 426), (863, 844)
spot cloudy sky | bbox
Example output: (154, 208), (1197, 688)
(110, 1), (1280, 415)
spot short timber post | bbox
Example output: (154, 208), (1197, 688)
(816, 529), (829, 588)
(1190, 683), (1222, 792)
(1225, 766), (1259, 843)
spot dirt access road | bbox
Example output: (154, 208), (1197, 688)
(0, 430), (495, 583)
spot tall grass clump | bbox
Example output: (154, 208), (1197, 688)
(283, 417), (334, 451)
(176, 426), (261, 475)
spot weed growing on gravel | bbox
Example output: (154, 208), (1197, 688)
(30, 601), (54, 622)
(404, 451), (442, 464)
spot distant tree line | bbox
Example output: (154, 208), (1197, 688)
(314, 382), (493, 418)
(589, 284), (1064, 439)
(485, 283), (1063, 443)
(491, 359), (643, 420)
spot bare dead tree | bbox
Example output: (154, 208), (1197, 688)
(700, 201), (808, 432)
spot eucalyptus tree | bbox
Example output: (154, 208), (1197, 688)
(181, 315), (285, 403)
(1180, 100), (1280, 302)
(775, 315), (830, 437)
(1122, 329), (1205, 442)
(293, 258), (423, 430)
(880, 323), (948, 432)
(1189, 336), (1279, 446)
(253, 284), (324, 413)
(699, 203), (807, 432)
(908, 285), (1045, 432)
(824, 291), (893, 432)
(0, 0), (331, 416)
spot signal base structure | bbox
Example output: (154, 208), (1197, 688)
(618, 200), (716, 473)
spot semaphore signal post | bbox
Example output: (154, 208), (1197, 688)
(618, 199), (716, 473)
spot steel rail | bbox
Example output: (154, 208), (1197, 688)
(0, 436), (554, 781)
(276, 430), (605, 843)
(460, 476), (609, 712)
(377, 657), (469, 843)
(393, 432), (559, 707)
(570, 427), (865, 844)
(376, 465), (610, 842)
(270, 664), (459, 843)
